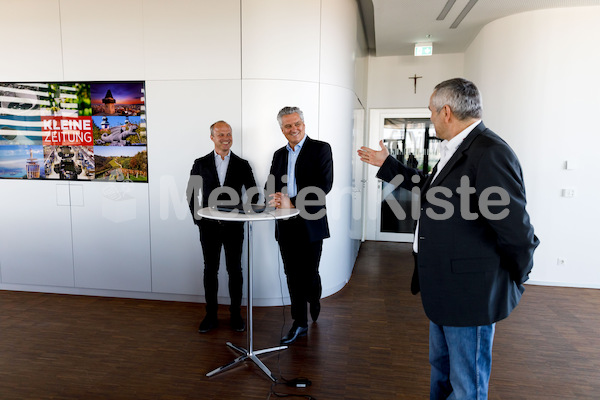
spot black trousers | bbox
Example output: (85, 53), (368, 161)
(278, 218), (323, 328)
(198, 219), (244, 316)
(411, 251), (420, 295)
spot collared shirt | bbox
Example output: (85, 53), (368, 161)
(413, 120), (481, 253)
(431, 120), (481, 184)
(214, 150), (230, 186)
(286, 135), (308, 198)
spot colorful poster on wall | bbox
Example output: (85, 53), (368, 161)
(0, 81), (147, 182)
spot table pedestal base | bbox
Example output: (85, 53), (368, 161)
(199, 213), (297, 382)
(206, 342), (288, 381)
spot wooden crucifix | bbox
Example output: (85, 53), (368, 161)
(409, 74), (422, 94)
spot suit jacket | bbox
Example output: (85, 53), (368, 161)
(377, 122), (539, 327)
(187, 151), (258, 225)
(268, 136), (333, 243)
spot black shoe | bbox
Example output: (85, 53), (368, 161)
(280, 324), (308, 345)
(310, 301), (321, 322)
(230, 314), (246, 332)
(198, 315), (218, 333)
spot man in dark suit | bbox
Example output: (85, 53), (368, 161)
(267, 106), (333, 345)
(358, 78), (539, 399)
(187, 120), (258, 333)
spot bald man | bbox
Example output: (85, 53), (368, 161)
(188, 121), (258, 333)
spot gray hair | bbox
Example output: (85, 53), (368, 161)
(209, 120), (231, 136)
(431, 78), (482, 120)
(277, 106), (304, 127)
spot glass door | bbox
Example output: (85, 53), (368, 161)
(375, 114), (441, 242)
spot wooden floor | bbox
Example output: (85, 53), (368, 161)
(1, 241), (599, 399)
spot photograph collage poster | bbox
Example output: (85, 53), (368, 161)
(0, 81), (148, 182)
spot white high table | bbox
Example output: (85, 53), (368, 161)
(198, 206), (299, 381)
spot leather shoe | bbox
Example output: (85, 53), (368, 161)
(198, 315), (218, 333)
(280, 324), (308, 345)
(310, 301), (321, 322)
(230, 314), (246, 332)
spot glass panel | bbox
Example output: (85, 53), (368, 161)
(426, 124), (441, 174)
(379, 117), (441, 234)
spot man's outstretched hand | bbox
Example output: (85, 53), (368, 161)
(357, 140), (388, 167)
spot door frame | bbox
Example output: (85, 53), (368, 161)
(365, 108), (431, 242)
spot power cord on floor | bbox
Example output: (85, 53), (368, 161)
(267, 386), (316, 400)
(268, 376), (316, 399)
(265, 211), (316, 400)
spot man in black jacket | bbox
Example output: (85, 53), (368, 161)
(267, 106), (333, 345)
(358, 78), (539, 399)
(187, 120), (258, 333)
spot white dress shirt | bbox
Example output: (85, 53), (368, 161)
(286, 135), (307, 198)
(413, 120), (481, 253)
(214, 151), (230, 186)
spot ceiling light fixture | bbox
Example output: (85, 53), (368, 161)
(450, 0), (479, 29)
(437, 0), (456, 21)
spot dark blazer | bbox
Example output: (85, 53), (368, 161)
(187, 151), (258, 224)
(268, 136), (333, 243)
(377, 122), (539, 327)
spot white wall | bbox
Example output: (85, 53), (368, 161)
(0, 0), (368, 304)
(362, 5), (600, 289)
(464, 6), (600, 288)
(367, 53), (464, 109)
(362, 53), (464, 241)
(147, 79), (243, 297)
(239, 0), (366, 304)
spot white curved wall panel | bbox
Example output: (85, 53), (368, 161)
(143, 0), (241, 80)
(353, 8), (369, 106)
(146, 79), (243, 297)
(320, 0), (358, 90)
(0, 0), (63, 81)
(0, 181), (74, 287)
(241, 79), (320, 304)
(241, 79), (320, 185)
(60, 0), (145, 81)
(241, 0), (321, 82)
(464, 6), (600, 288)
(318, 84), (356, 294)
(350, 102), (366, 242)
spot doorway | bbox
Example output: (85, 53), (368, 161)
(366, 109), (442, 242)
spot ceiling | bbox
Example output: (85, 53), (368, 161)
(358, 0), (600, 56)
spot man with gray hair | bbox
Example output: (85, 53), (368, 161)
(358, 78), (539, 399)
(267, 106), (333, 345)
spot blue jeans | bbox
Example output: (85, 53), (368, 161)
(429, 321), (496, 400)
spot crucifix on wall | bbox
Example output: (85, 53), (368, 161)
(409, 74), (422, 94)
